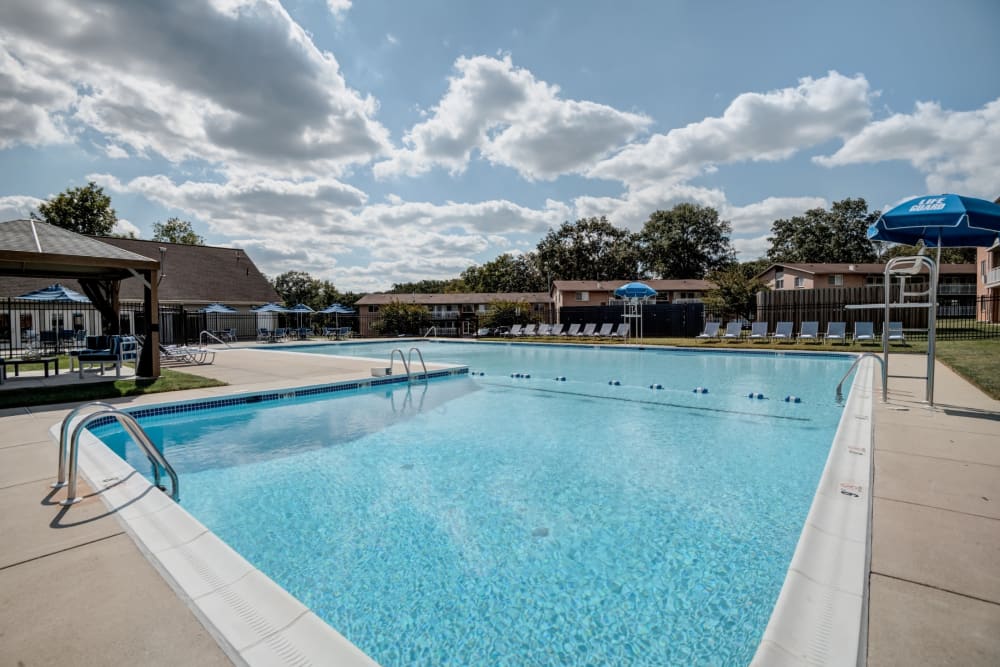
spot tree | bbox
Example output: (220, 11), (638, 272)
(461, 253), (546, 292)
(372, 301), (431, 336)
(535, 217), (640, 281)
(638, 204), (736, 279)
(876, 242), (976, 264)
(272, 271), (323, 308)
(703, 262), (768, 321)
(32, 181), (117, 236)
(388, 279), (466, 294)
(152, 217), (204, 245)
(767, 198), (879, 264)
(479, 299), (541, 329)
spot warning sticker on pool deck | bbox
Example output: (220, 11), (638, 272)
(839, 482), (863, 498)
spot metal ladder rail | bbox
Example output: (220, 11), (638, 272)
(835, 353), (887, 404)
(423, 326), (438, 338)
(407, 347), (429, 383)
(55, 401), (119, 488)
(199, 330), (233, 348)
(62, 407), (179, 505)
(388, 348), (412, 383)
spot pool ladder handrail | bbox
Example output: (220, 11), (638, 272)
(199, 329), (233, 348)
(836, 352), (887, 404)
(56, 401), (179, 505)
(387, 347), (429, 384)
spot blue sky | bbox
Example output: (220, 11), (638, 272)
(1, 0), (998, 290)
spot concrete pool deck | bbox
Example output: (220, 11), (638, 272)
(1, 344), (998, 665)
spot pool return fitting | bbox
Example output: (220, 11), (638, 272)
(55, 401), (179, 505)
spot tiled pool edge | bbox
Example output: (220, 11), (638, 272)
(751, 356), (874, 666)
(45, 370), (470, 667)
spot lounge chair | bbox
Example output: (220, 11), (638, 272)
(797, 321), (820, 343)
(721, 321), (743, 342)
(322, 326), (337, 339)
(507, 324), (523, 337)
(537, 323), (552, 336)
(563, 323), (581, 336)
(521, 323), (537, 336)
(160, 343), (215, 365)
(854, 321), (876, 344)
(695, 321), (720, 341)
(576, 323), (597, 337)
(771, 321), (794, 343)
(748, 322), (769, 343)
(594, 323), (613, 337)
(610, 322), (630, 338)
(824, 321), (848, 344)
(257, 328), (272, 342)
(273, 328), (287, 342)
(885, 321), (907, 345)
(549, 323), (565, 336)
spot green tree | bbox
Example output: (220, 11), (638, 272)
(272, 271), (323, 308)
(877, 242), (976, 264)
(152, 217), (205, 245)
(638, 204), (735, 279)
(536, 216), (640, 281)
(32, 181), (117, 236)
(767, 198), (879, 264)
(461, 253), (546, 292)
(479, 299), (541, 329)
(388, 279), (466, 293)
(703, 262), (767, 321)
(372, 301), (432, 336)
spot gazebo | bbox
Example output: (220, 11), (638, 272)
(0, 219), (163, 377)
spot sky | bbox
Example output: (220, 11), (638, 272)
(1, 0), (998, 292)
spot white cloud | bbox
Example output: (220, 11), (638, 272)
(0, 43), (75, 149)
(374, 54), (651, 181)
(0, 194), (44, 220)
(588, 71), (872, 187)
(723, 196), (827, 236)
(0, 0), (391, 176)
(732, 235), (771, 262)
(386, 33), (398, 45)
(815, 98), (1000, 198)
(113, 218), (141, 238)
(103, 144), (129, 159)
(325, 0), (351, 19)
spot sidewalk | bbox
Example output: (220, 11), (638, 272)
(867, 355), (1000, 665)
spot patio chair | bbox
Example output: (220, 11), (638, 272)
(771, 321), (794, 343)
(594, 323), (614, 337)
(576, 323), (597, 337)
(695, 321), (721, 341)
(537, 323), (552, 336)
(721, 321), (743, 342)
(507, 324), (523, 337)
(272, 328), (287, 342)
(520, 323), (537, 336)
(563, 323), (581, 336)
(854, 321), (876, 344)
(549, 323), (565, 336)
(748, 322), (769, 343)
(610, 322), (630, 338)
(337, 327), (353, 339)
(797, 321), (820, 343)
(77, 335), (139, 379)
(222, 328), (238, 342)
(824, 321), (848, 344)
(257, 328), (272, 342)
(160, 343), (216, 365)
(885, 321), (907, 345)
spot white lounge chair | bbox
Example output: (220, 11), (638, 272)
(721, 321), (743, 342)
(537, 323), (552, 336)
(563, 323), (581, 336)
(576, 323), (597, 337)
(549, 323), (565, 336)
(854, 321), (876, 344)
(695, 321), (720, 341)
(507, 324), (523, 337)
(797, 321), (820, 343)
(748, 322), (769, 343)
(160, 343), (216, 365)
(594, 323), (613, 337)
(825, 321), (847, 344)
(609, 322), (629, 338)
(521, 323), (537, 336)
(771, 321), (794, 343)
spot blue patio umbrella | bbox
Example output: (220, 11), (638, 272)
(199, 303), (237, 313)
(16, 284), (91, 354)
(613, 282), (657, 299)
(319, 303), (355, 328)
(288, 303), (315, 329)
(867, 194), (1000, 247)
(252, 302), (289, 312)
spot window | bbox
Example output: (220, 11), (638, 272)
(794, 276), (805, 288)
(575, 291), (589, 302)
(368, 305), (379, 313)
(828, 274), (843, 286)
(865, 276), (884, 287)
(774, 270), (784, 290)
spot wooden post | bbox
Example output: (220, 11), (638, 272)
(137, 269), (161, 378)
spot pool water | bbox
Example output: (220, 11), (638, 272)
(99, 342), (854, 666)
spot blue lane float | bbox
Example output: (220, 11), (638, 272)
(608, 380), (621, 386)
(784, 395), (802, 403)
(510, 372), (531, 379)
(553, 376), (567, 382)
(693, 387), (709, 394)
(748, 392), (766, 400)
(649, 383), (663, 390)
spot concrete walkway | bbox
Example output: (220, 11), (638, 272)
(1, 344), (998, 665)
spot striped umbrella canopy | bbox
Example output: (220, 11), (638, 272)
(200, 303), (237, 313)
(16, 283), (90, 302)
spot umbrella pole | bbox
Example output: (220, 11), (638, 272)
(926, 243), (941, 406)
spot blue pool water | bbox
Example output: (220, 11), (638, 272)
(100, 342), (855, 666)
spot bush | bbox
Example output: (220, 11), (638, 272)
(481, 300), (541, 329)
(372, 301), (432, 336)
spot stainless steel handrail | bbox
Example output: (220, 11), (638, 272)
(199, 330), (232, 347)
(55, 401), (118, 488)
(63, 407), (179, 505)
(423, 326), (438, 338)
(388, 348), (411, 383)
(835, 353), (886, 404)
(407, 347), (429, 383)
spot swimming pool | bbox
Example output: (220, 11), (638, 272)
(97, 342), (856, 665)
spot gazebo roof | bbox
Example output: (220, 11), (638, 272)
(0, 219), (159, 279)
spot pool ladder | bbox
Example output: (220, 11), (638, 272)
(388, 347), (429, 385)
(54, 401), (179, 505)
(835, 353), (887, 404)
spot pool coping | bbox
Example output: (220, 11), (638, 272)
(52, 349), (873, 666)
(751, 356), (875, 665)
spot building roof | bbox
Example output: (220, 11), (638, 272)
(755, 262), (976, 278)
(356, 292), (551, 306)
(551, 279), (715, 292)
(0, 232), (279, 306)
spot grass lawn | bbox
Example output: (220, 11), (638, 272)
(0, 360), (226, 409)
(935, 339), (1000, 400)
